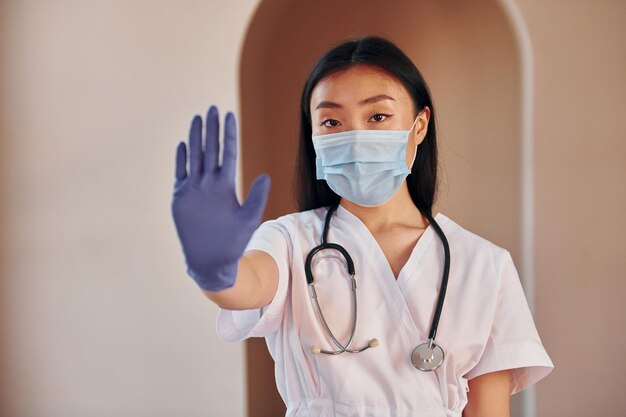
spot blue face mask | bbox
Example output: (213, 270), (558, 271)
(312, 117), (419, 207)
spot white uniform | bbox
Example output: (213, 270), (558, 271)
(217, 205), (554, 417)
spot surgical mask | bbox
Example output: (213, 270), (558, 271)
(312, 117), (419, 207)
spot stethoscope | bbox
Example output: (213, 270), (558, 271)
(304, 203), (451, 372)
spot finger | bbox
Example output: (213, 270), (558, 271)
(221, 112), (237, 182)
(189, 115), (203, 178)
(175, 141), (187, 181)
(205, 105), (219, 173)
(240, 173), (271, 223)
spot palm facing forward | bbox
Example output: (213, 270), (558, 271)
(171, 106), (271, 291)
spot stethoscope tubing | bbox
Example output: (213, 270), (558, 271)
(308, 275), (365, 354)
(418, 209), (450, 342)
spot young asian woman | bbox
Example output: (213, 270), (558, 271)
(171, 36), (553, 417)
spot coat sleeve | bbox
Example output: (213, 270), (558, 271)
(464, 249), (554, 394)
(215, 218), (291, 343)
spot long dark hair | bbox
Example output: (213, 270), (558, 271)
(295, 36), (439, 215)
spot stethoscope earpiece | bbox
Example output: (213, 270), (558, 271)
(311, 338), (379, 356)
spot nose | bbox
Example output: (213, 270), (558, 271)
(350, 121), (368, 130)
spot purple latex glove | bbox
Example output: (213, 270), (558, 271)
(171, 105), (271, 291)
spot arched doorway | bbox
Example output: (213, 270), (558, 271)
(239, 0), (527, 415)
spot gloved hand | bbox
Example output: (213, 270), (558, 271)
(171, 105), (271, 291)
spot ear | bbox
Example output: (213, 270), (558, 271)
(412, 106), (431, 147)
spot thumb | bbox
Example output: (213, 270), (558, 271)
(240, 173), (271, 223)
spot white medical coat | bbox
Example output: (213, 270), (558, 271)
(217, 205), (554, 417)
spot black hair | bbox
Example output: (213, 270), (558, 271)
(295, 35), (439, 215)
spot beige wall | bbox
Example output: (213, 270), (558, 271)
(516, 0), (626, 415)
(0, 1), (624, 417)
(0, 1), (259, 416)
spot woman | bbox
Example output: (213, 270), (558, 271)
(171, 36), (553, 417)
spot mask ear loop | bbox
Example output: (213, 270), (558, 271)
(407, 112), (421, 171)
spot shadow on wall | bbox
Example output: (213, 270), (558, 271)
(239, 0), (523, 416)
(0, 0), (11, 410)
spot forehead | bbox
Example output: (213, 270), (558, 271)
(310, 65), (410, 108)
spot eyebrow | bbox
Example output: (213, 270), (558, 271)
(314, 94), (395, 110)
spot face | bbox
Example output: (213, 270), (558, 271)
(310, 65), (430, 169)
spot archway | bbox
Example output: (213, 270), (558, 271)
(239, 0), (527, 415)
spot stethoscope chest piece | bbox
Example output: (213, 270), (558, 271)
(411, 341), (444, 372)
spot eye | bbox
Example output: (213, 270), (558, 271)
(320, 119), (341, 127)
(370, 113), (391, 122)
